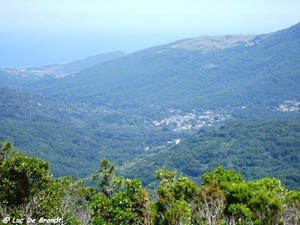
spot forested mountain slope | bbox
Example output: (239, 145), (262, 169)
(0, 88), (101, 177)
(0, 88), (181, 177)
(26, 22), (300, 120)
(122, 119), (300, 189)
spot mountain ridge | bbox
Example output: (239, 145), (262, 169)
(30, 22), (300, 117)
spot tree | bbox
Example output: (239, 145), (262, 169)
(154, 169), (197, 225)
(247, 178), (284, 224)
(0, 141), (91, 224)
(48, 177), (92, 224)
(199, 166), (299, 225)
(282, 190), (300, 224)
(92, 159), (123, 198)
(191, 182), (226, 225)
(90, 159), (152, 224)
(0, 140), (12, 163)
(0, 142), (51, 208)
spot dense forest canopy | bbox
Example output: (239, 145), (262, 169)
(0, 141), (299, 224)
(122, 119), (300, 189)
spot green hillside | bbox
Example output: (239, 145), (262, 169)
(26, 22), (300, 120)
(0, 88), (183, 177)
(122, 119), (300, 189)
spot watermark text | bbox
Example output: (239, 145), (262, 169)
(2, 216), (63, 224)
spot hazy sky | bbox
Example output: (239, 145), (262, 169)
(1, 0), (299, 67)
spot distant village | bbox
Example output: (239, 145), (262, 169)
(148, 101), (300, 153)
(151, 100), (300, 134)
(144, 109), (233, 152)
(152, 108), (233, 132)
(275, 100), (299, 112)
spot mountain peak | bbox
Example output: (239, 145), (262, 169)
(168, 22), (300, 52)
(169, 34), (256, 51)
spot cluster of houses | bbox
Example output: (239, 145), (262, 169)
(275, 100), (299, 112)
(1, 65), (68, 78)
(152, 109), (232, 131)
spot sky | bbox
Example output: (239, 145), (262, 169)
(1, 0), (299, 67)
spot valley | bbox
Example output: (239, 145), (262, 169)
(0, 22), (300, 190)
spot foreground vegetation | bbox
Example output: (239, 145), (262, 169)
(1, 141), (299, 225)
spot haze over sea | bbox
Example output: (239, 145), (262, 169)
(1, 0), (299, 67)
